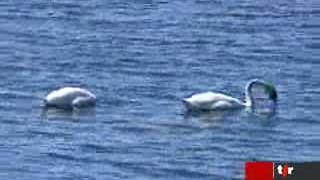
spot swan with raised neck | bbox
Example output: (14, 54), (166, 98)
(183, 79), (277, 111)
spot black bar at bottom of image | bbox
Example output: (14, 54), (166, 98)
(274, 162), (320, 180)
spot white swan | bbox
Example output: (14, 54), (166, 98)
(44, 87), (96, 109)
(183, 79), (277, 111)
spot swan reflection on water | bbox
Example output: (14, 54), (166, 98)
(183, 102), (277, 128)
(249, 104), (277, 120)
(40, 106), (96, 121)
(183, 109), (240, 128)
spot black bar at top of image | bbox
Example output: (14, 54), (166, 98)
(274, 162), (320, 180)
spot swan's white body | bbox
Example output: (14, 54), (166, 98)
(183, 79), (277, 111)
(183, 92), (246, 110)
(44, 87), (96, 109)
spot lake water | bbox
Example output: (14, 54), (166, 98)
(0, 0), (319, 179)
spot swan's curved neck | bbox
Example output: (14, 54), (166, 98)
(244, 82), (254, 107)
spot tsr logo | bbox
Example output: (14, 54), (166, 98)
(277, 164), (294, 178)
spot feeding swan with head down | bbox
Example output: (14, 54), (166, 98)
(44, 87), (96, 109)
(183, 79), (277, 111)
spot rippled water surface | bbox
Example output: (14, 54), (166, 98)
(0, 0), (320, 179)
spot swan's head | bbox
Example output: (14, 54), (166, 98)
(263, 82), (277, 101)
(246, 79), (278, 102)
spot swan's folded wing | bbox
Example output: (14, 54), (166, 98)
(72, 96), (96, 108)
(210, 100), (234, 109)
(184, 92), (235, 110)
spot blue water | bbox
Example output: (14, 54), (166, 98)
(0, 0), (319, 179)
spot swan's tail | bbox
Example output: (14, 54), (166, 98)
(182, 99), (193, 110)
(33, 94), (49, 107)
(43, 98), (49, 106)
